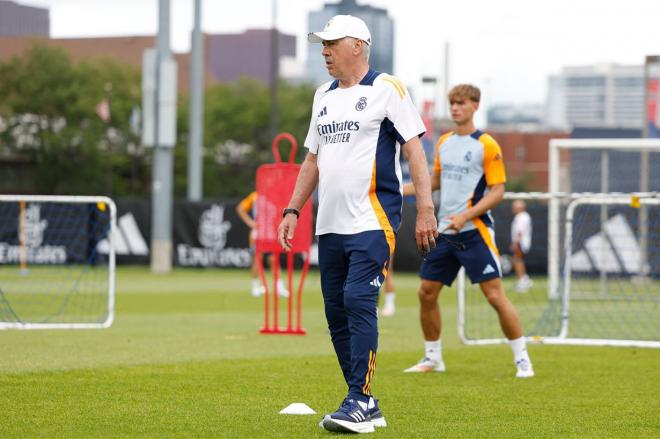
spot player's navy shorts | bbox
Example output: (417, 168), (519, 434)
(419, 228), (502, 286)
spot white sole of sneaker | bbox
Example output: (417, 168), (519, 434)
(516, 370), (535, 378)
(403, 363), (446, 373)
(322, 417), (375, 434)
(372, 417), (387, 428)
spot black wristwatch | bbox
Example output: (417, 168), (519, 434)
(282, 208), (300, 218)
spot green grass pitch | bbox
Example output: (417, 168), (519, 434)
(0, 267), (658, 438)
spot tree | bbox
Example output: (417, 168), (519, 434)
(0, 43), (317, 199)
(0, 43), (144, 195)
(177, 78), (315, 198)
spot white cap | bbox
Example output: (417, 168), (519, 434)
(308, 15), (371, 45)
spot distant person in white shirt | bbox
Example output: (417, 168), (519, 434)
(510, 199), (533, 292)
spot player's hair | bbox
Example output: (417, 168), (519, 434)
(448, 84), (481, 103)
(513, 199), (526, 211)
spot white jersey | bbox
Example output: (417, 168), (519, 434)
(304, 69), (425, 251)
(511, 211), (532, 253)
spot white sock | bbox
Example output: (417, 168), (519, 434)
(425, 340), (442, 363)
(251, 279), (261, 290)
(384, 292), (395, 307)
(509, 336), (530, 363)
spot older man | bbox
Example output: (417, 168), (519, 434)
(277, 14), (437, 434)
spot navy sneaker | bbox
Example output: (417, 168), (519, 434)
(321, 398), (374, 434)
(368, 397), (387, 428)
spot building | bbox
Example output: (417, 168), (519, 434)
(546, 64), (644, 130)
(0, 0), (49, 37)
(207, 29), (296, 85)
(0, 29), (299, 91)
(487, 103), (545, 130)
(0, 35), (202, 93)
(488, 130), (569, 191)
(306, 0), (394, 85)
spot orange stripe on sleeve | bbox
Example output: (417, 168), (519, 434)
(238, 191), (257, 213)
(479, 133), (506, 186)
(382, 76), (406, 99)
(433, 132), (453, 176)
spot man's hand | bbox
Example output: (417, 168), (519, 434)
(416, 207), (438, 255)
(278, 214), (298, 251)
(444, 212), (469, 233)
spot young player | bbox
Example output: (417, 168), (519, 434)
(402, 84), (534, 378)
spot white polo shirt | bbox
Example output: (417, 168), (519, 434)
(511, 210), (532, 253)
(304, 69), (425, 251)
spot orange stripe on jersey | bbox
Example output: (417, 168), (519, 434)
(238, 191), (257, 213)
(433, 131), (454, 175)
(382, 76), (406, 99)
(478, 133), (506, 186)
(369, 161), (396, 255)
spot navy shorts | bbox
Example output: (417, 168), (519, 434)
(419, 228), (501, 286)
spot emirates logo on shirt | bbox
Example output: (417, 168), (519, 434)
(355, 96), (367, 111)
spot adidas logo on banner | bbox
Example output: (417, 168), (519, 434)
(571, 214), (645, 274)
(482, 264), (496, 275)
(369, 277), (382, 288)
(97, 212), (149, 256)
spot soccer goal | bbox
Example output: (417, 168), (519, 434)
(458, 138), (660, 348)
(0, 195), (116, 329)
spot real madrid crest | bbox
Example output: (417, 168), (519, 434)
(355, 96), (367, 111)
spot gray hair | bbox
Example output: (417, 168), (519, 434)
(350, 37), (370, 62)
(361, 40), (370, 62)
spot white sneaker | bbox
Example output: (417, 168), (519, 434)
(251, 285), (265, 297)
(381, 302), (395, 317)
(276, 280), (289, 298)
(403, 357), (446, 373)
(515, 277), (533, 292)
(515, 358), (535, 378)
(368, 397), (386, 428)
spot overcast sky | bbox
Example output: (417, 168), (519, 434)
(18, 0), (660, 109)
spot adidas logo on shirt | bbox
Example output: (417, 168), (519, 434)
(318, 106), (327, 117)
(482, 264), (496, 275)
(369, 277), (382, 288)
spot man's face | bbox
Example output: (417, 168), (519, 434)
(321, 38), (355, 79)
(450, 97), (479, 124)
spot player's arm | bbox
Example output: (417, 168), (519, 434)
(278, 152), (319, 250)
(402, 136), (438, 252)
(235, 200), (255, 229)
(463, 183), (505, 223)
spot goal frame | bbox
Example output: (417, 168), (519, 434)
(458, 138), (660, 348)
(0, 194), (116, 330)
(458, 192), (660, 348)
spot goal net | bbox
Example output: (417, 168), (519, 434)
(0, 195), (116, 329)
(458, 139), (660, 348)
